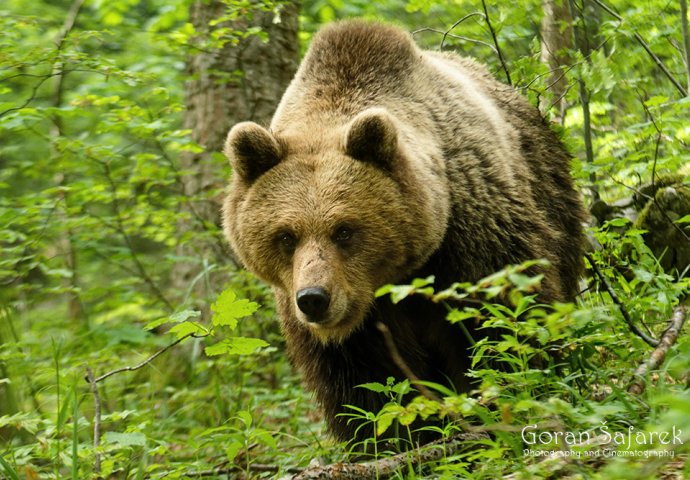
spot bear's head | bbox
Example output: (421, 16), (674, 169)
(222, 108), (448, 343)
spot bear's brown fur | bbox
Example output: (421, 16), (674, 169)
(222, 20), (585, 445)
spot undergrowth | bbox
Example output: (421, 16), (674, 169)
(2, 226), (689, 479)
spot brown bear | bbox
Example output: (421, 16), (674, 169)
(222, 20), (584, 445)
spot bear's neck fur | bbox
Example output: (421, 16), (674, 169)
(279, 284), (473, 444)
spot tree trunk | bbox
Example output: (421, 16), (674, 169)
(173, 0), (300, 299)
(681, 0), (690, 93)
(568, 0), (601, 202)
(53, 0), (87, 322)
(540, 0), (573, 122)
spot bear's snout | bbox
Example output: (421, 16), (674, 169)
(296, 287), (331, 322)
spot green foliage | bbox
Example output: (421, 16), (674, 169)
(1, 0), (689, 478)
(369, 254), (689, 477)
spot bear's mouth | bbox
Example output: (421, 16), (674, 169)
(302, 304), (367, 344)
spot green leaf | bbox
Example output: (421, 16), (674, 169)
(204, 337), (268, 356)
(374, 275), (434, 303)
(631, 266), (654, 283)
(411, 276), (435, 288)
(169, 321), (207, 339)
(144, 309), (200, 331)
(144, 317), (171, 331)
(204, 342), (229, 356)
(357, 382), (387, 393)
(170, 309), (201, 322)
(390, 379), (411, 395)
(226, 440), (243, 463)
(211, 289), (259, 329)
(236, 410), (252, 428)
(256, 430), (278, 450)
(644, 95), (669, 107)
(675, 215), (690, 225)
(375, 284), (393, 297)
(605, 218), (630, 228)
(0, 454), (19, 480)
(508, 272), (543, 292)
(376, 403), (405, 436)
(375, 276), (435, 303)
(103, 431), (147, 447)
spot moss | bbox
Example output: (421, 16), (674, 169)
(635, 177), (690, 275)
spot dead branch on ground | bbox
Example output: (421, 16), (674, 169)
(291, 432), (486, 480)
(628, 305), (688, 395)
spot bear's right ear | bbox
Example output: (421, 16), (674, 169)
(345, 108), (398, 170)
(224, 122), (282, 183)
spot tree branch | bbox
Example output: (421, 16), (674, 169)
(584, 254), (660, 347)
(682, 0), (690, 94)
(439, 13), (492, 51)
(182, 463), (303, 478)
(480, 1), (512, 85)
(0, 74), (59, 119)
(591, 0), (688, 97)
(567, 0), (600, 200)
(376, 322), (445, 406)
(642, 102), (690, 244)
(291, 432), (486, 480)
(85, 367), (102, 475)
(628, 305), (688, 395)
(91, 332), (206, 383)
(411, 27), (497, 54)
(51, 0), (88, 322)
(99, 158), (174, 311)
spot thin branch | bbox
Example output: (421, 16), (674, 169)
(520, 60), (583, 92)
(55, 0), (85, 50)
(440, 12), (487, 50)
(376, 321), (480, 440)
(291, 432), (487, 480)
(92, 332), (206, 383)
(151, 135), (230, 257)
(578, 78), (599, 200)
(605, 170), (690, 245)
(376, 322), (445, 405)
(411, 27), (497, 54)
(531, 34), (613, 112)
(641, 102), (690, 244)
(628, 306), (688, 395)
(100, 159), (174, 311)
(0, 74), (55, 119)
(51, 0), (88, 322)
(591, 0), (688, 97)
(545, 79), (579, 112)
(584, 253), (660, 347)
(0, 0), (85, 118)
(682, 0), (690, 93)
(481, 0), (512, 85)
(0, 68), (104, 83)
(85, 367), (102, 475)
(567, 0), (599, 200)
(0, 199), (61, 287)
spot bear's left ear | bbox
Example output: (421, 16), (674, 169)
(224, 122), (282, 183)
(345, 108), (398, 170)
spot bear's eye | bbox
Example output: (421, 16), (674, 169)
(276, 231), (297, 254)
(333, 225), (354, 245)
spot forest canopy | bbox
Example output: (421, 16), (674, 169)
(1, 0), (689, 478)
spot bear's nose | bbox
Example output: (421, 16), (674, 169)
(296, 287), (331, 321)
